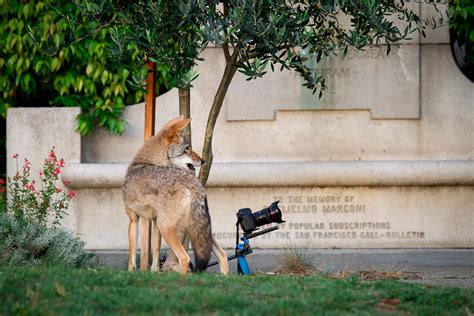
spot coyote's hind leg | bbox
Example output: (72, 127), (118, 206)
(160, 227), (190, 275)
(212, 237), (229, 275)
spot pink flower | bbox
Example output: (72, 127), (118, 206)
(53, 168), (61, 176)
(0, 179), (4, 185)
(39, 171), (43, 177)
(67, 191), (76, 199)
(26, 183), (36, 192)
(24, 161), (31, 172)
(48, 149), (56, 160)
(63, 179), (71, 186)
(0, 188), (5, 193)
(12, 154), (18, 159)
(57, 159), (65, 168)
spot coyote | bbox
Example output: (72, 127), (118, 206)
(169, 146), (229, 275)
(123, 116), (212, 274)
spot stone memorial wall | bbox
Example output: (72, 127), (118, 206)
(7, 7), (474, 250)
(207, 186), (473, 249)
(226, 46), (420, 121)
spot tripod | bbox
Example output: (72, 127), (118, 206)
(207, 225), (279, 275)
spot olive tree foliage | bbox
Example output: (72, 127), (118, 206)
(56, 0), (444, 185)
(198, 0), (443, 184)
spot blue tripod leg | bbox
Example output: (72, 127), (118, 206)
(237, 255), (251, 275)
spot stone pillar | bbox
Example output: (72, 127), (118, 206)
(6, 107), (81, 231)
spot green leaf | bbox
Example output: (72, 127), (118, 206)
(53, 34), (61, 48)
(101, 70), (109, 85)
(22, 74), (32, 90)
(121, 68), (130, 79)
(23, 4), (33, 18)
(51, 58), (60, 72)
(16, 57), (24, 75)
(93, 67), (101, 80)
(75, 78), (84, 92)
(86, 64), (94, 77)
(0, 76), (8, 90)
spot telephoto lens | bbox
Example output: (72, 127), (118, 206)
(237, 201), (285, 233)
(252, 201), (285, 227)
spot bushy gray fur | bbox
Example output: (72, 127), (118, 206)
(189, 196), (212, 271)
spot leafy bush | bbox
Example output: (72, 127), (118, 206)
(0, 149), (93, 267)
(0, 212), (92, 267)
(0, 1), (171, 135)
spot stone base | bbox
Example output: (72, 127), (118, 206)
(62, 162), (474, 249)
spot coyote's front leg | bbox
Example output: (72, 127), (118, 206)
(151, 217), (161, 272)
(125, 208), (139, 271)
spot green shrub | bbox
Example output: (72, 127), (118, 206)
(0, 212), (93, 267)
(0, 149), (93, 267)
(0, 1), (171, 135)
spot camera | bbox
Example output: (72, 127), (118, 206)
(236, 201), (285, 233)
(206, 201), (285, 274)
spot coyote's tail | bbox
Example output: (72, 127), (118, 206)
(188, 196), (212, 272)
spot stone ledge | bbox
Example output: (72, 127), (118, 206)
(62, 160), (474, 188)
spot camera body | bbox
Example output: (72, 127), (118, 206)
(236, 201), (285, 233)
(207, 201), (286, 274)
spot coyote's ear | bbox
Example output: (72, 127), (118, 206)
(162, 115), (185, 130)
(164, 117), (191, 143)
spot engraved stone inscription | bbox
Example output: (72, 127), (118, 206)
(212, 192), (426, 246)
(209, 181), (473, 248)
(272, 195), (366, 215)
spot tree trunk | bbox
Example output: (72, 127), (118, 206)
(141, 60), (156, 271)
(178, 87), (192, 146)
(198, 50), (239, 185)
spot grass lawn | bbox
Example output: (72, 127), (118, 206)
(0, 266), (472, 315)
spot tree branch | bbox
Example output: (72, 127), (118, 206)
(198, 49), (239, 185)
(223, 42), (231, 62)
(178, 87), (192, 146)
(222, 3), (231, 62)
